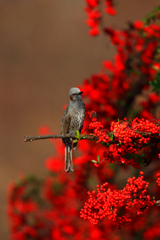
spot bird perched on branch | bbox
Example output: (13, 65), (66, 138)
(61, 87), (85, 173)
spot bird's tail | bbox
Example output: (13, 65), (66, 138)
(65, 144), (74, 173)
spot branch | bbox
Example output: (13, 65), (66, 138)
(24, 134), (98, 142)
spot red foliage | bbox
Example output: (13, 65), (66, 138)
(7, 2), (160, 240)
(80, 172), (155, 228)
(105, 0), (116, 15)
(87, 113), (160, 168)
(156, 172), (160, 186)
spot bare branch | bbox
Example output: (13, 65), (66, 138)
(24, 134), (98, 142)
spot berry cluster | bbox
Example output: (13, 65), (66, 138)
(80, 172), (155, 228)
(87, 111), (111, 143)
(85, 0), (101, 36)
(81, 4), (160, 125)
(104, 0), (116, 15)
(87, 113), (160, 168)
(7, 3), (160, 240)
(156, 172), (160, 186)
(85, 0), (116, 36)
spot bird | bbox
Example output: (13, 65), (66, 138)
(61, 87), (85, 173)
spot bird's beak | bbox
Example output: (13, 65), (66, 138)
(78, 91), (84, 95)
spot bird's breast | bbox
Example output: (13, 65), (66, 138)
(68, 103), (85, 134)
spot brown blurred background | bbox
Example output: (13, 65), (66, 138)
(0, 0), (160, 238)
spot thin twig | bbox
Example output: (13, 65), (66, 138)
(24, 134), (98, 142)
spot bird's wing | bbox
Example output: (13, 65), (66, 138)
(61, 106), (71, 135)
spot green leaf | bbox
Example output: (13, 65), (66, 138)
(91, 160), (98, 164)
(73, 139), (78, 143)
(117, 142), (122, 146)
(110, 134), (114, 141)
(97, 155), (100, 163)
(141, 133), (146, 136)
(109, 162), (116, 171)
(76, 130), (80, 139)
(16, 180), (23, 187)
(100, 141), (107, 146)
(119, 100), (125, 106)
(149, 73), (160, 94)
(154, 6), (160, 11)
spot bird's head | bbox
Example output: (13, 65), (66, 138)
(69, 87), (83, 102)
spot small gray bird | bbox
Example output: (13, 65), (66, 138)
(61, 87), (85, 173)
